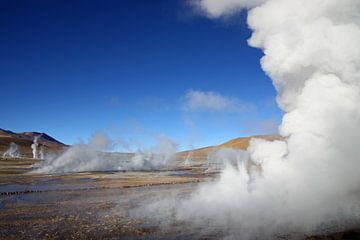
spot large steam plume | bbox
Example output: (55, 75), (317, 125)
(172, 0), (360, 238)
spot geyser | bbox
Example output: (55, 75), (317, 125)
(173, 0), (360, 238)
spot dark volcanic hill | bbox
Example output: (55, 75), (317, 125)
(0, 128), (67, 158)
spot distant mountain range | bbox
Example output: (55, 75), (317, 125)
(0, 128), (67, 158)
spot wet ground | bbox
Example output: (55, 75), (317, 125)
(1, 157), (359, 240)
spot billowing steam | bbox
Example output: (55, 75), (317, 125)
(34, 132), (178, 174)
(172, 0), (360, 238)
(2, 142), (20, 158)
(31, 135), (41, 159)
(130, 135), (178, 170)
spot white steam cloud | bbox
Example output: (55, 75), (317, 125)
(2, 142), (20, 158)
(173, 0), (360, 238)
(34, 132), (178, 174)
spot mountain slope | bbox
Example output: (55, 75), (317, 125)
(0, 128), (67, 158)
(176, 135), (283, 162)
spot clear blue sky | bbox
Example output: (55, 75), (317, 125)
(0, 0), (282, 150)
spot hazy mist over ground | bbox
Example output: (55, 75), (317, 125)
(34, 132), (178, 174)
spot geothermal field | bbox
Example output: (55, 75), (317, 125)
(0, 131), (360, 239)
(0, 132), (262, 239)
(2, 0), (360, 239)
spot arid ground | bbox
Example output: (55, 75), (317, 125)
(0, 157), (222, 239)
(1, 157), (360, 240)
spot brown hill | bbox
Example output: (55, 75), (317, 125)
(0, 128), (67, 158)
(176, 135), (283, 163)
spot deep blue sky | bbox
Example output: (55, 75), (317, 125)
(0, 0), (281, 150)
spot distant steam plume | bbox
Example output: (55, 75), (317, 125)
(2, 142), (19, 158)
(31, 135), (41, 159)
(129, 135), (178, 170)
(39, 146), (45, 160)
(184, 152), (193, 166)
(172, 0), (360, 238)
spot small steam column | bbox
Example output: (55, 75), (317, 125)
(31, 135), (41, 159)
